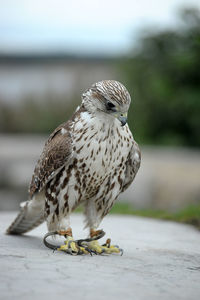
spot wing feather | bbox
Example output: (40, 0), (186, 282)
(122, 141), (141, 192)
(29, 121), (73, 198)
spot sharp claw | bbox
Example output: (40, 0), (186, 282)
(86, 249), (93, 256)
(76, 246), (84, 255)
(69, 249), (78, 256)
(119, 249), (124, 256)
(77, 245), (93, 256)
(67, 249), (73, 255)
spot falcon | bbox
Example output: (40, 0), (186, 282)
(7, 80), (141, 255)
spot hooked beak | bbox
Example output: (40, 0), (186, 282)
(118, 113), (128, 126)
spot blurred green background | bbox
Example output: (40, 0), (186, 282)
(120, 8), (200, 147)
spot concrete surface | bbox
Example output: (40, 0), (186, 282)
(0, 212), (200, 300)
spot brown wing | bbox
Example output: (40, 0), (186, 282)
(29, 121), (73, 198)
(122, 141), (141, 192)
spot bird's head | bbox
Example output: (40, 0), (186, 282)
(81, 80), (131, 126)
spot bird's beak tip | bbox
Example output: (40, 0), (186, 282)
(118, 114), (128, 126)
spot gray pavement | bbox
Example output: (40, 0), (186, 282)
(0, 212), (200, 300)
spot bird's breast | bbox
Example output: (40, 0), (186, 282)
(72, 115), (133, 193)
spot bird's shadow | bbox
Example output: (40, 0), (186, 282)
(4, 233), (45, 251)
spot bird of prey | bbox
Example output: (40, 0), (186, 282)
(7, 80), (141, 255)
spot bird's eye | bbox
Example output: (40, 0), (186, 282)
(106, 101), (116, 111)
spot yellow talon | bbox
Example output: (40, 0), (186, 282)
(87, 240), (104, 254)
(58, 236), (79, 254)
(58, 237), (91, 255)
(102, 245), (120, 254)
(86, 240), (122, 255)
(79, 247), (90, 254)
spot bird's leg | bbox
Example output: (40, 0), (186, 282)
(57, 228), (80, 255)
(43, 227), (90, 255)
(80, 228), (123, 255)
(82, 199), (123, 255)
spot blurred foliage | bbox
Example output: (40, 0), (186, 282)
(75, 202), (200, 229)
(109, 203), (200, 229)
(119, 8), (200, 147)
(0, 96), (79, 134)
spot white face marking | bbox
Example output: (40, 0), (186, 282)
(61, 128), (67, 135)
(81, 111), (92, 123)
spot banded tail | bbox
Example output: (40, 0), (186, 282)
(6, 192), (45, 235)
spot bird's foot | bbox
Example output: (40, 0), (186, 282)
(102, 238), (123, 255)
(79, 230), (123, 255)
(43, 230), (92, 255)
(86, 238), (123, 255)
(57, 236), (90, 255)
(43, 229), (123, 255)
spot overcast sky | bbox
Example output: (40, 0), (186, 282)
(0, 0), (200, 55)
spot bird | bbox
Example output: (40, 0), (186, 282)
(6, 80), (141, 255)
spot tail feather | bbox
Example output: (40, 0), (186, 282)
(6, 192), (45, 235)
